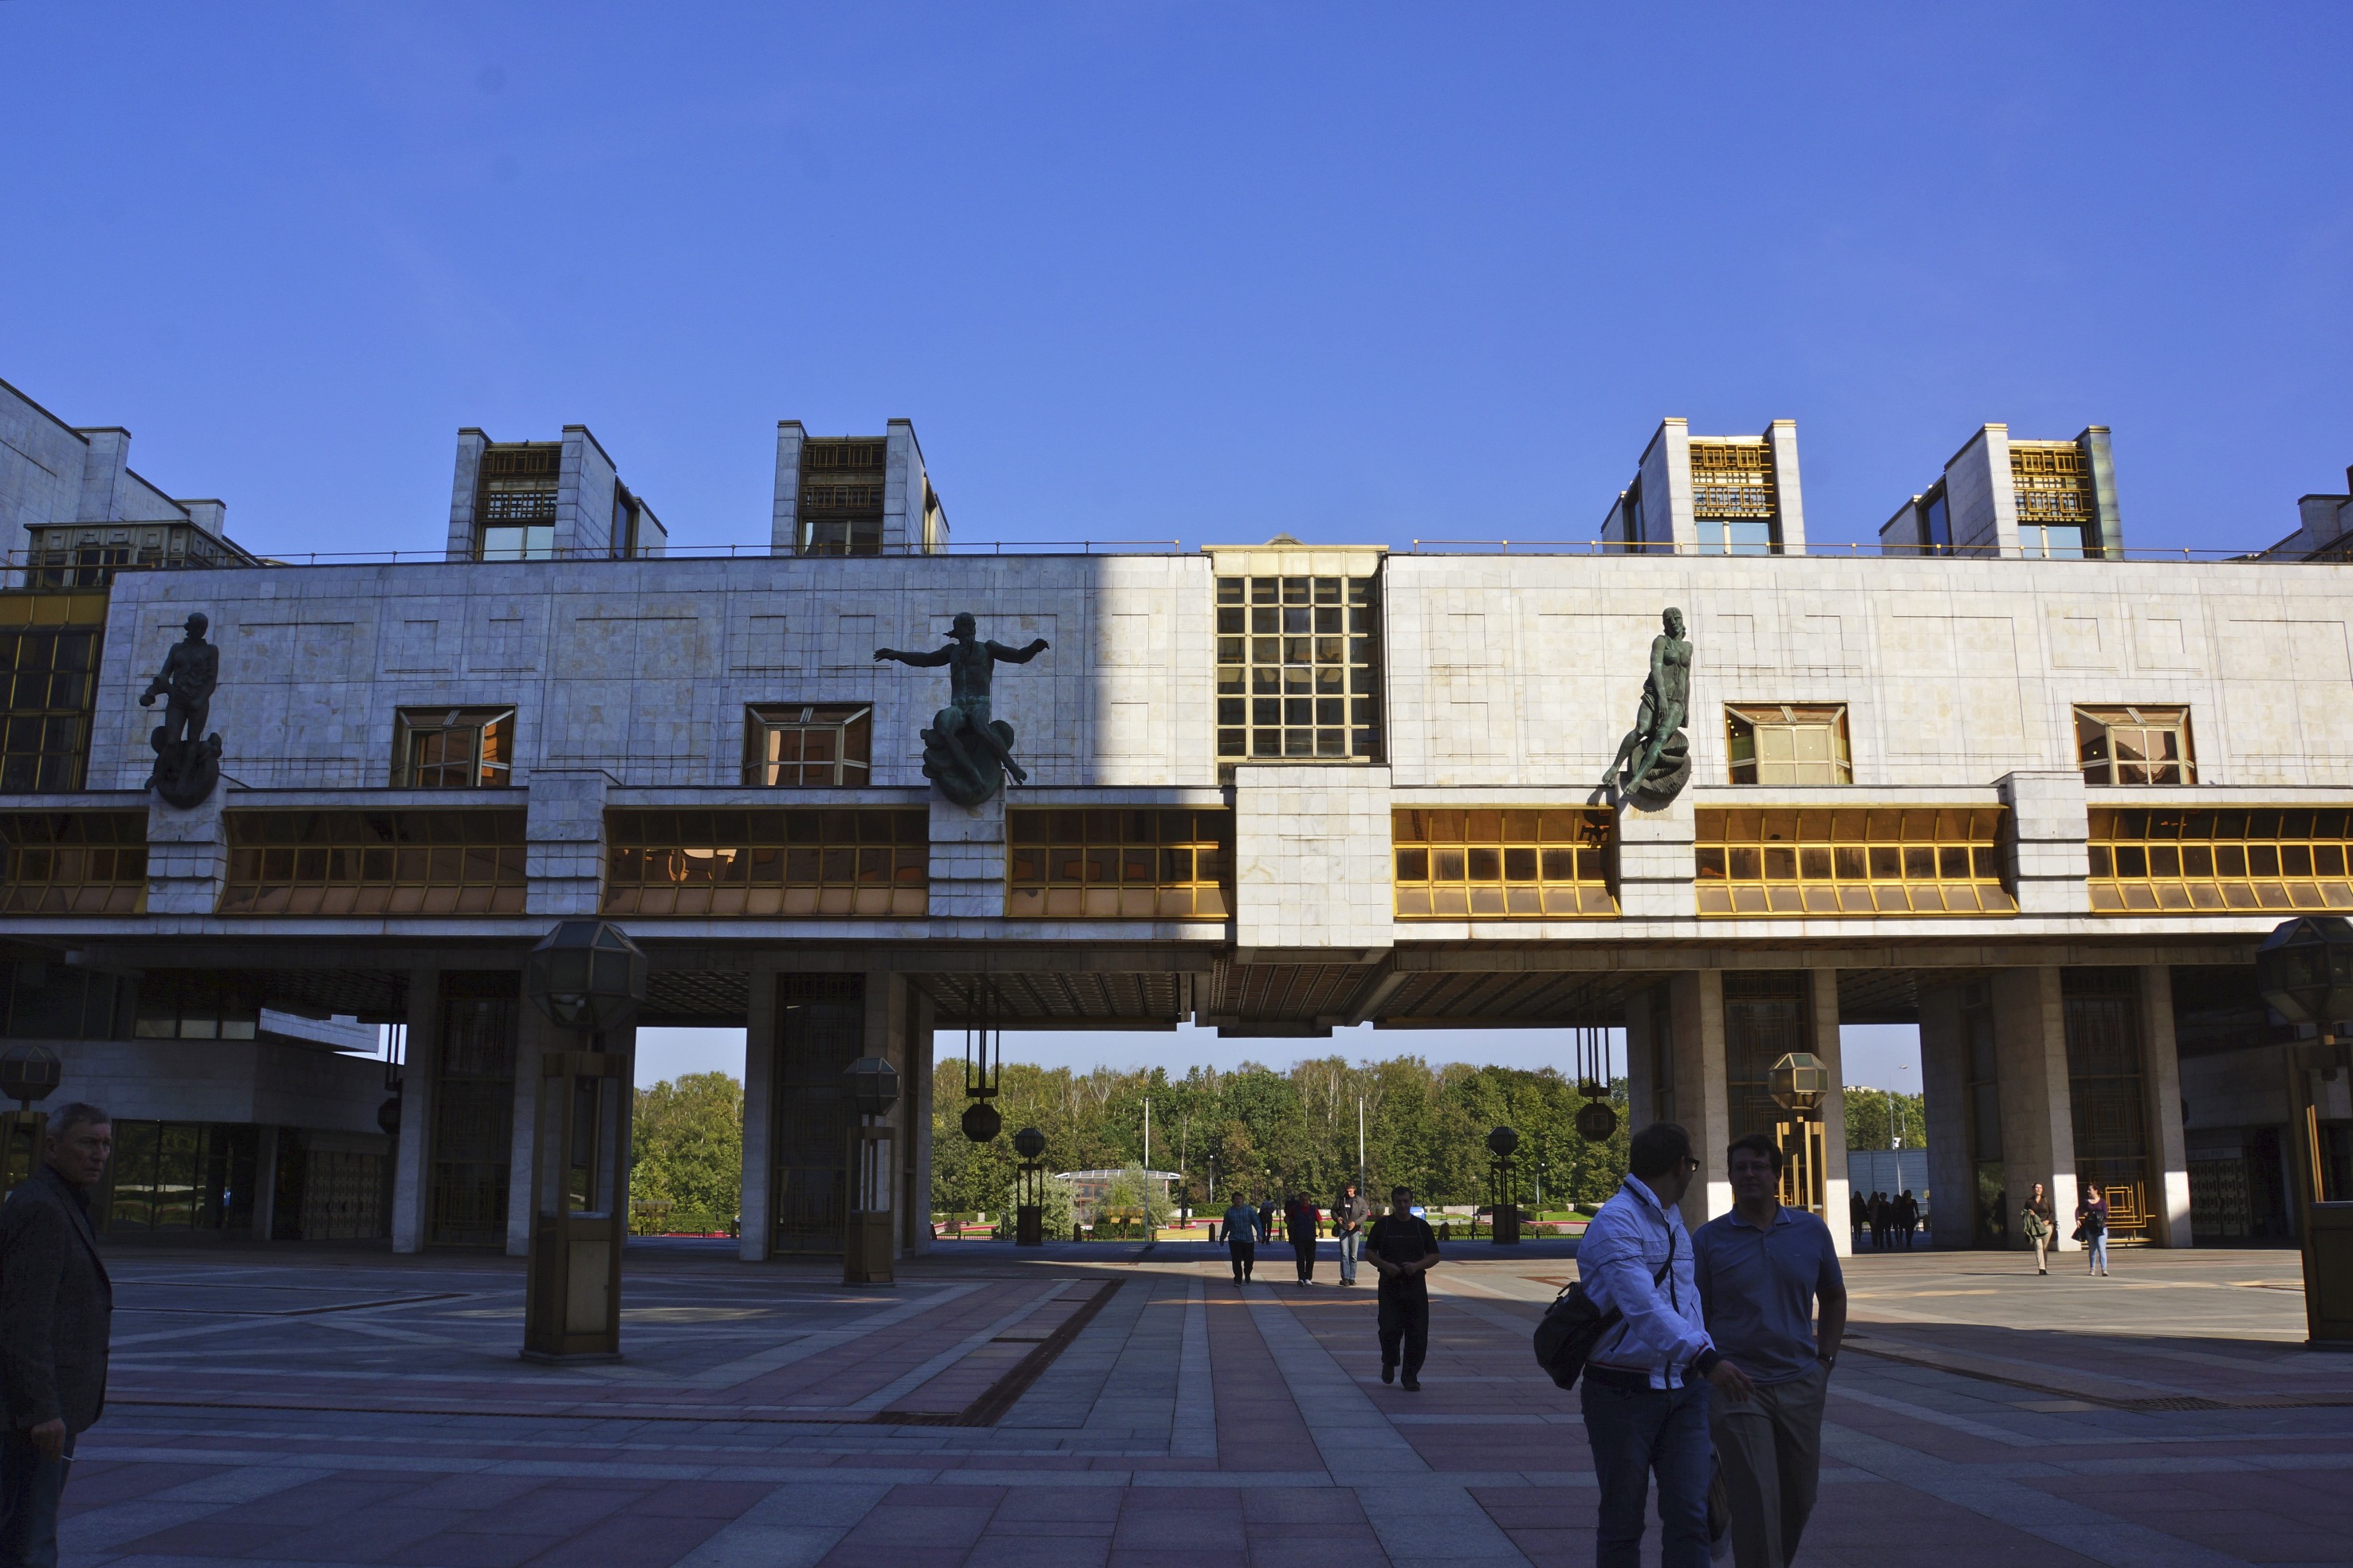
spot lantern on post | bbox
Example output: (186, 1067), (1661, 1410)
(842, 1055), (901, 1284)
(2254, 915), (2353, 1347)
(1769, 1051), (1830, 1216)
(0, 1043), (63, 1201)
(520, 920), (647, 1363)
(1013, 1125), (1048, 1247)
(1486, 1125), (1521, 1244)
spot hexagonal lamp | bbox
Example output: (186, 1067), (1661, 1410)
(1013, 1125), (1047, 1161)
(522, 921), (647, 1034)
(1575, 1101), (1619, 1143)
(2256, 916), (2353, 1040)
(1486, 1125), (1520, 1159)
(842, 1056), (901, 1119)
(0, 1043), (62, 1111)
(1769, 1052), (1829, 1119)
(961, 1102), (1004, 1143)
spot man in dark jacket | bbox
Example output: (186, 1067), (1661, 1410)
(0, 1102), (114, 1568)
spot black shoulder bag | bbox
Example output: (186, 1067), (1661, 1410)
(1533, 1236), (1674, 1391)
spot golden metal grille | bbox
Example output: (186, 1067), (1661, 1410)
(2009, 442), (2095, 525)
(219, 810), (528, 916)
(1215, 573), (1381, 767)
(603, 808), (927, 918)
(0, 591), (105, 793)
(2087, 807), (2353, 913)
(1391, 807), (1615, 918)
(1689, 440), (1776, 518)
(0, 811), (146, 914)
(1005, 808), (1232, 920)
(1696, 807), (2014, 916)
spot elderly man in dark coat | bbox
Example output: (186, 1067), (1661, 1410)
(0, 1102), (114, 1568)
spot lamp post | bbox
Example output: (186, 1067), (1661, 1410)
(1769, 1051), (1830, 1216)
(1486, 1125), (1521, 1244)
(0, 1043), (62, 1201)
(1013, 1125), (1047, 1247)
(842, 1055), (900, 1285)
(2254, 915), (2353, 1347)
(519, 919), (647, 1363)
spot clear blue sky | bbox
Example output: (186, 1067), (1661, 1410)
(6, 6), (2349, 560)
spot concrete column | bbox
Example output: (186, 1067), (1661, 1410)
(1808, 969), (1851, 1256)
(1993, 967), (2078, 1250)
(2140, 965), (2193, 1248)
(505, 1003), (553, 1259)
(1918, 981), (1977, 1251)
(738, 968), (778, 1262)
(864, 968), (912, 1258)
(251, 1124), (280, 1241)
(1616, 798), (1695, 921)
(1666, 970), (1731, 1228)
(391, 969), (441, 1254)
(769, 421), (805, 555)
(1624, 981), (1661, 1130)
(907, 987), (935, 1256)
(1766, 420), (1806, 554)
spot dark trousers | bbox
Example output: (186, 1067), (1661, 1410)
(1228, 1241), (1255, 1282)
(1376, 1286), (1428, 1375)
(1293, 1236), (1316, 1282)
(0, 1427), (73, 1568)
(1580, 1374), (1711, 1568)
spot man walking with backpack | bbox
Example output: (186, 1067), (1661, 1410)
(1576, 1122), (1754, 1568)
(1694, 1134), (1845, 1568)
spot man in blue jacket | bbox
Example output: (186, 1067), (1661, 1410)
(1576, 1122), (1754, 1568)
(1219, 1192), (1262, 1283)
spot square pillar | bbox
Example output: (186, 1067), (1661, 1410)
(738, 967), (779, 1261)
(1666, 970), (1732, 1228)
(505, 1003), (554, 1258)
(1918, 981), (1977, 1250)
(391, 969), (441, 1254)
(1993, 968), (2079, 1250)
(1624, 981), (1663, 1129)
(861, 969), (918, 1259)
(2140, 965), (2194, 1248)
(1807, 969), (1851, 1256)
(906, 986), (935, 1256)
(251, 1124), (281, 1242)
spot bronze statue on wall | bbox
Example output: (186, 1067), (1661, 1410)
(142, 611), (222, 809)
(875, 612), (1050, 807)
(1602, 607), (1691, 810)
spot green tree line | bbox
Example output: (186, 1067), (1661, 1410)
(1843, 1089), (1928, 1152)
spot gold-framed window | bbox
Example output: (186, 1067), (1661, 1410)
(602, 808), (927, 918)
(2009, 442), (2095, 558)
(744, 705), (872, 787)
(1006, 808), (1232, 920)
(1696, 807), (2014, 916)
(1726, 704), (1851, 785)
(395, 707), (515, 788)
(1215, 572), (1382, 768)
(218, 810), (528, 916)
(0, 811), (146, 914)
(1392, 808), (1616, 919)
(798, 438), (887, 556)
(2088, 808), (2353, 913)
(1, 591), (106, 794)
(1690, 439), (1777, 555)
(2076, 706), (2194, 786)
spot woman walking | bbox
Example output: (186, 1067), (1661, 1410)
(1220, 1191), (1261, 1283)
(1291, 1193), (1321, 1285)
(2021, 1182), (2054, 1274)
(2076, 1185), (2111, 1276)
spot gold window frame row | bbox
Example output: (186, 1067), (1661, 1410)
(2089, 807), (2353, 913)
(1393, 808), (1616, 919)
(602, 808), (927, 918)
(1006, 808), (1232, 921)
(0, 811), (146, 915)
(1696, 807), (2014, 917)
(218, 810), (528, 916)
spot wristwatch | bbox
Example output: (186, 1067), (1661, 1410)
(1817, 1352), (1837, 1371)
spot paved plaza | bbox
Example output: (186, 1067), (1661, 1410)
(61, 1238), (2353, 1568)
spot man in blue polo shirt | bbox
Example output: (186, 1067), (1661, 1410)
(1692, 1133), (1847, 1568)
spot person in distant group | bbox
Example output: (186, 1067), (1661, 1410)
(2020, 1182), (2054, 1274)
(1291, 1193), (1321, 1285)
(1258, 1196), (1277, 1250)
(0, 1103), (115, 1568)
(1867, 1193), (1887, 1252)
(1367, 1185), (1441, 1390)
(2076, 1184), (2111, 1277)
(1695, 1134), (1846, 1568)
(1220, 1191), (1262, 1283)
(1847, 1189), (1867, 1248)
(1896, 1190), (1918, 1251)
(1332, 1182), (1367, 1287)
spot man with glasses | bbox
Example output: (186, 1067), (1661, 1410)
(1694, 1134), (1846, 1568)
(1576, 1122), (1754, 1568)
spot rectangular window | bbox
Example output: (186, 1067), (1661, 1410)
(1006, 808), (1232, 920)
(603, 808), (927, 918)
(2087, 807), (2353, 913)
(0, 811), (147, 914)
(1391, 807), (1615, 919)
(1694, 807), (2015, 916)
(0, 591), (107, 793)
(1725, 705), (1852, 785)
(395, 707), (515, 788)
(2063, 969), (2151, 1242)
(798, 439), (887, 556)
(475, 444), (561, 560)
(744, 705), (873, 787)
(2076, 706), (2194, 786)
(2010, 442), (2095, 558)
(1214, 570), (1382, 772)
(105, 1121), (257, 1233)
(1690, 440), (1777, 556)
(218, 810), (528, 916)
(132, 974), (261, 1041)
(1923, 485), (1950, 552)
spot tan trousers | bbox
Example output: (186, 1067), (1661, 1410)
(2031, 1232), (2050, 1271)
(1710, 1362), (1827, 1568)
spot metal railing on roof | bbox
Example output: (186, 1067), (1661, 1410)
(3, 540), (1185, 575)
(1407, 539), (2281, 562)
